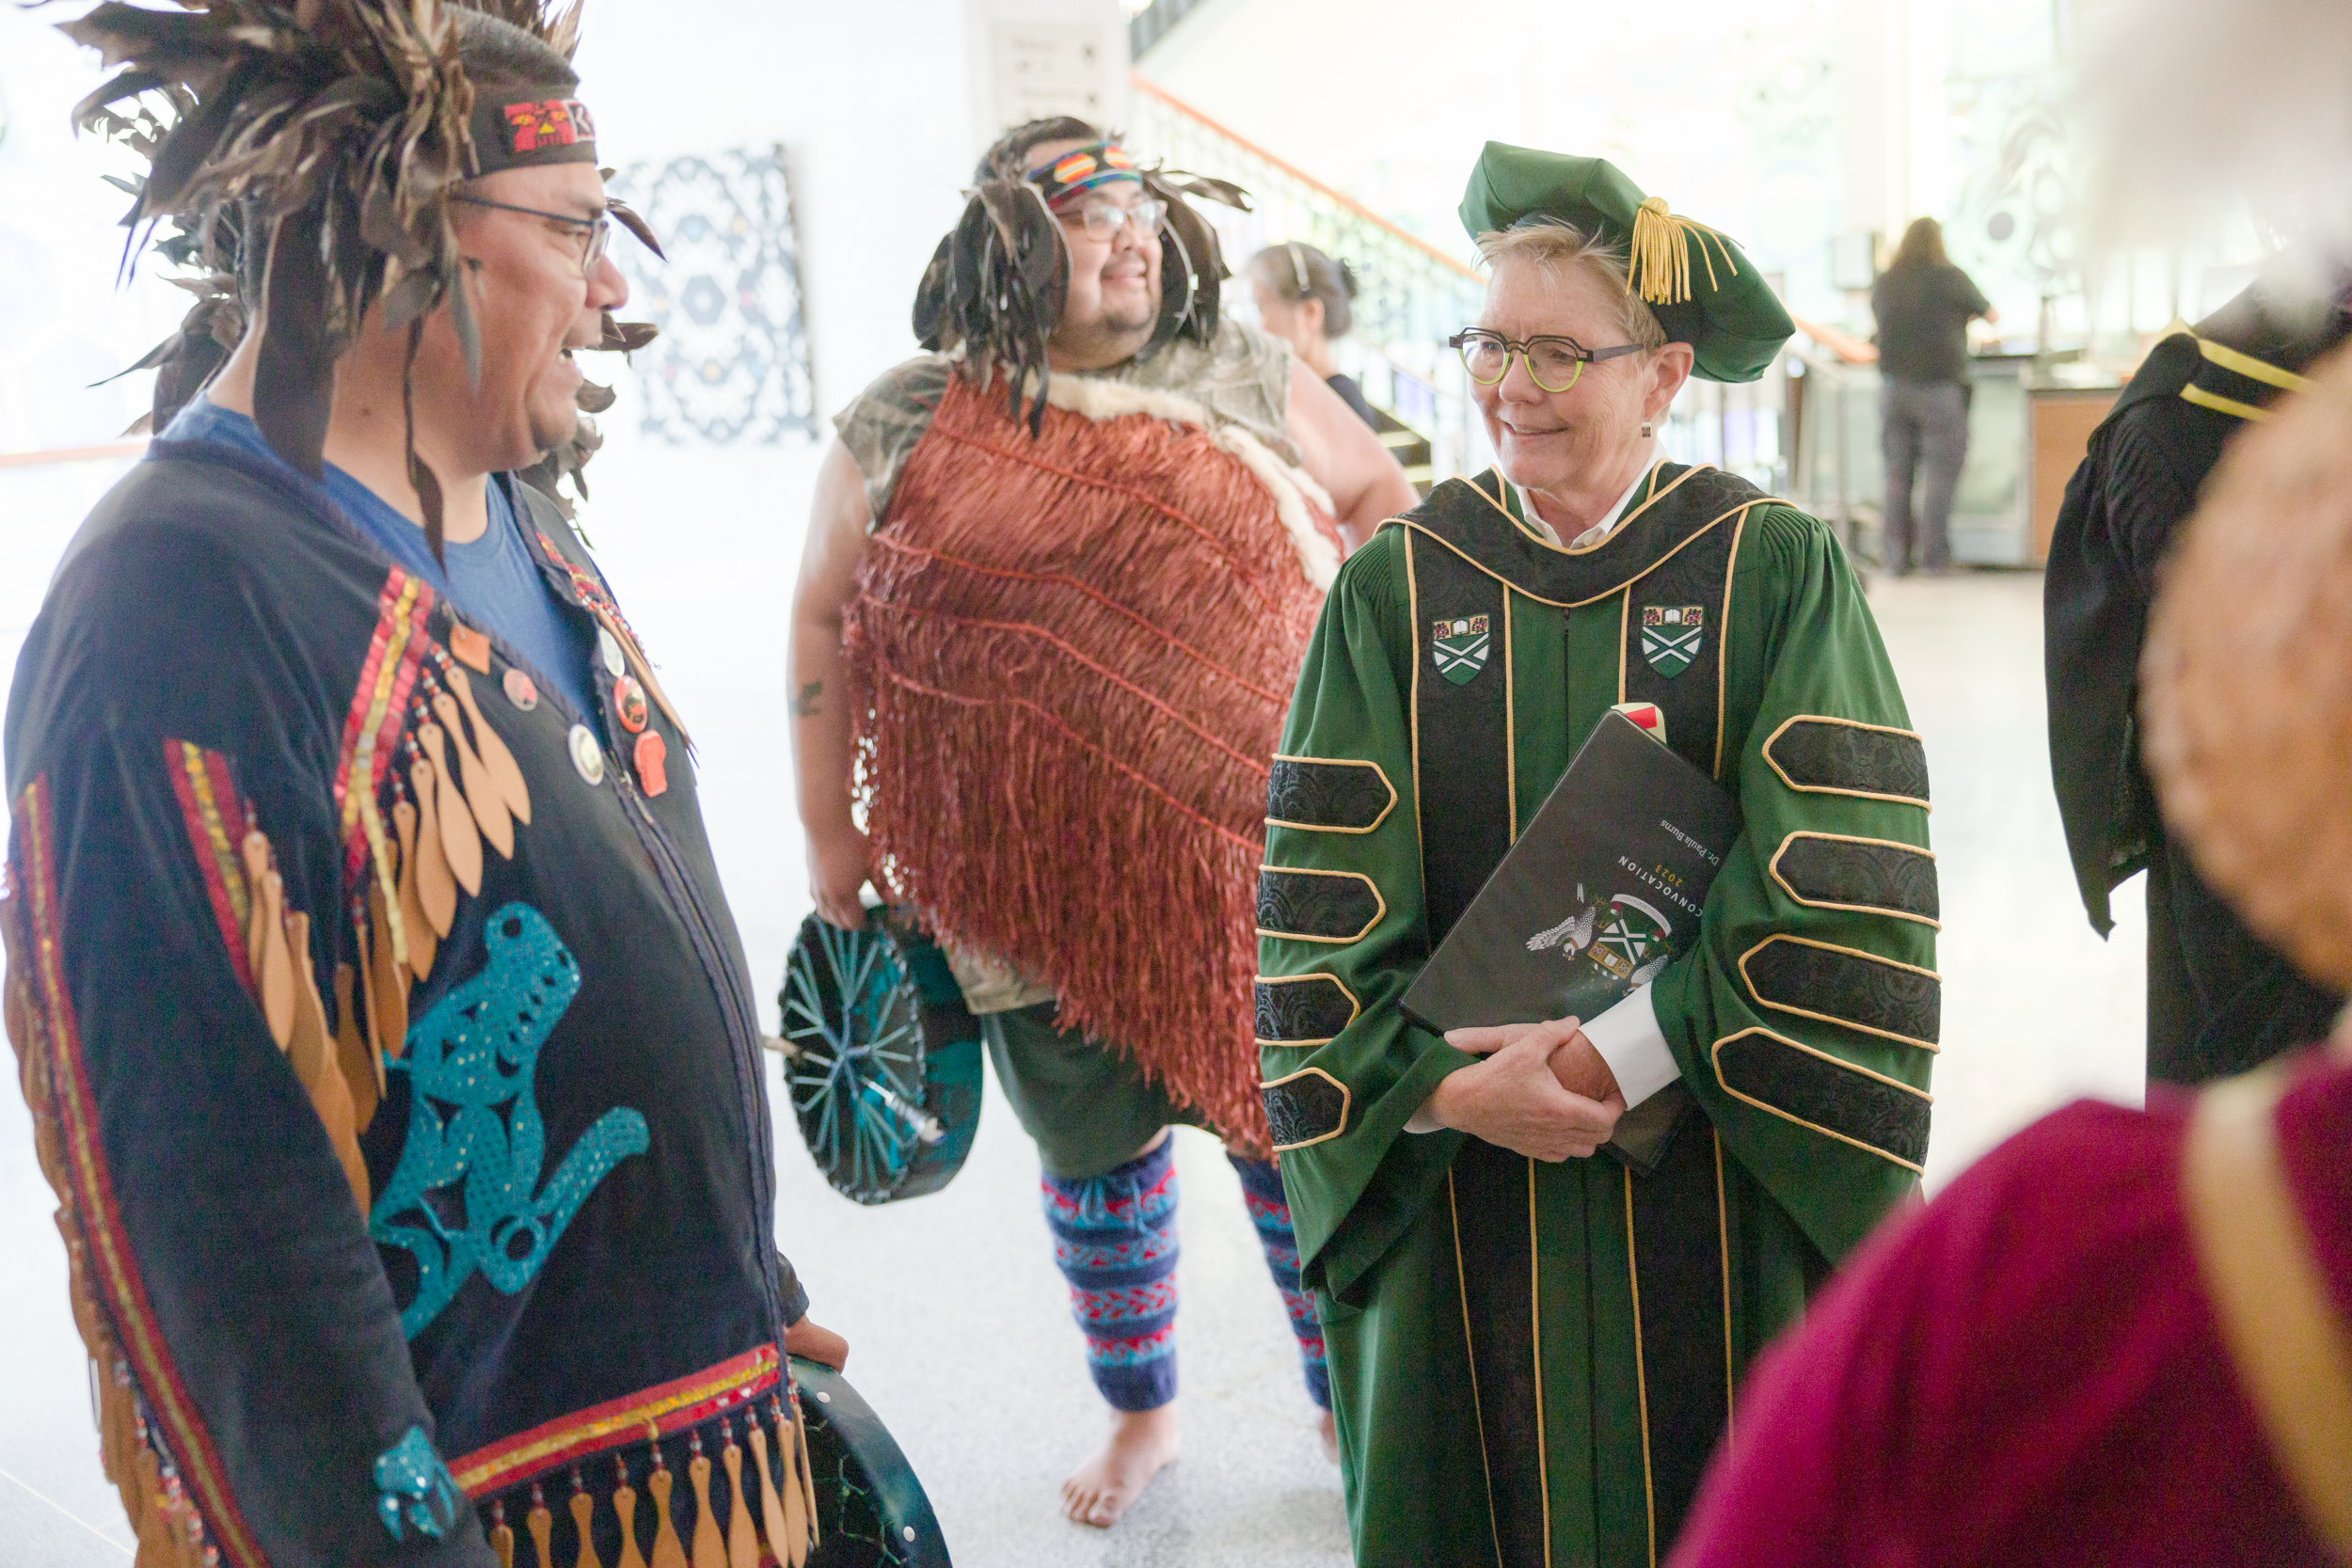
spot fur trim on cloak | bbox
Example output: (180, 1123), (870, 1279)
(847, 373), (1341, 1154)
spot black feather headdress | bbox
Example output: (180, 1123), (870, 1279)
(912, 138), (1251, 436)
(61, 0), (652, 551)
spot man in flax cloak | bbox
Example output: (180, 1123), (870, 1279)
(1257, 143), (1938, 1568)
(6, 6), (846, 1564)
(788, 117), (1415, 1526)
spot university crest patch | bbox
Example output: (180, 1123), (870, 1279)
(1641, 604), (1705, 677)
(1431, 615), (1491, 685)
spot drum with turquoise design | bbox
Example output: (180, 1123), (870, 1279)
(777, 911), (983, 1205)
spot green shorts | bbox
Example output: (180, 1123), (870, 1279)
(982, 1001), (1209, 1180)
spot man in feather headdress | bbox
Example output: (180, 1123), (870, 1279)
(789, 116), (1414, 1526)
(7, 4), (847, 1564)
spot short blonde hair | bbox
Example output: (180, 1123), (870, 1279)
(1473, 220), (1669, 352)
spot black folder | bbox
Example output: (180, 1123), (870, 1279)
(1398, 709), (1740, 1171)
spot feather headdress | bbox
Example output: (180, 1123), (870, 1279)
(62, 0), (656, 549)
(912, 131), (1251, 436)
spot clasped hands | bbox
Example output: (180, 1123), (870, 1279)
(1421, 1017), (1626, 1162)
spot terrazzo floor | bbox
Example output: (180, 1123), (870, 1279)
(0, 451), (2146, 1567)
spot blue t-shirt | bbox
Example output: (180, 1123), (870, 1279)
(162, 398), (596, 719)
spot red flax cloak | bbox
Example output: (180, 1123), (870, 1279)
(846, 370), (1341, 1153)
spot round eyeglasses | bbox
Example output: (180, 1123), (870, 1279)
(451, 194), (612, 277)
(1060, 197), (1168, 242)
(1450, 328), (1645, 393)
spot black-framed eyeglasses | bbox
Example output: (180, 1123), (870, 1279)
(450, 194), (612, 277)
(1057, 196), (1168, 242)
(1450, 328), (1645, 392)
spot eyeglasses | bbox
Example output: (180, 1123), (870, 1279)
(1450, 328), (1645, 393)
(1057, 197), (1168, 242)
(450, 194), (612, 277)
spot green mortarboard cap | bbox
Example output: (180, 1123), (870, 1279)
(1458, 141), (1793, 383)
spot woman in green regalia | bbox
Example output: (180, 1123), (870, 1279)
(1257, 143), (1940, 1567)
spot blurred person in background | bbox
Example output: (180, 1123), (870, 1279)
(790, 118), (1414, 1528)
(1260, 142), (1934, 1568)
(5, 5), (836, 1567)
(1248, 240), (1383, 427)
(1671, 332), (2352, 1568)
(1870, 217), (1997, 576)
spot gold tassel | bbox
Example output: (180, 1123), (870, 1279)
(570, 1474), (604, 1568)
(646, 1437), (689, 1568)
(367, 879), (407, 1070)
(420, 723), (484, 896)
(746, 1418), (794, 1568)
(284, 911), (369, 1212)
(433, 689), (514, 859)
(1624, 196), (1738, 308)
(409, 762), (459, 939)
(686, 1431), (724, 1568)
(490, 1498), (516, 1568)
(527, 1482), (555, 1568)
(393, 799), (438, 980)
(613, 1455), (650, 1568)
(720, 1420), (758, 1568)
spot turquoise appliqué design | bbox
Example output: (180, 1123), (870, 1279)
(369, 902), (648, 1337)
(373, 1426), (461, 1541)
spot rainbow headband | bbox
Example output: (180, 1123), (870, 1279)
(1025, 141), (1140, 206)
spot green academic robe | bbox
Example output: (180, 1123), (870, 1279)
(1257, 463), (1938, 1568)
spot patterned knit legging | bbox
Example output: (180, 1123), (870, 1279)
(1040, 1137), (1329, 1412)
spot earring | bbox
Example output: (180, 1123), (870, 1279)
(1641, 420), (1654, 438)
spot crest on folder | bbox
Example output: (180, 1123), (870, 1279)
(1432, 615), (1491, 685)
(1641, 604), (1705, 677)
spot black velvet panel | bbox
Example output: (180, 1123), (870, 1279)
(1766, 719), (1931, 805)
(1449, 1137), (1547, 1567)
(1253, 974), (1359, 1042)
(1714, 1031), (1931, 1168)
(1266, 757), (1394, 832)
(1263, 1069), (1349, 1148)
(1256, 868), (1382, 942)
(1774, 833), (1940, 921)
(1629, 1125), (1732, 1550)
(1743, 937), (1941, 1046)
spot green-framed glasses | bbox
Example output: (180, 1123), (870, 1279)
(1450, 328), (1645, 392)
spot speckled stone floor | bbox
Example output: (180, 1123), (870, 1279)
(0, 446), (2144, 1566)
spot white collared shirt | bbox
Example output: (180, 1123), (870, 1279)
(1513, 451), (1657, 549)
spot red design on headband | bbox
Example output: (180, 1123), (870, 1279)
(505, 100), (596, 153)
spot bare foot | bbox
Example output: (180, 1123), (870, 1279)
(1060, 1405), (1180, 1528)
(1317, 1409), (1339, 1465)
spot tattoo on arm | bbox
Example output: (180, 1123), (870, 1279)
(793, 681), (823, 718)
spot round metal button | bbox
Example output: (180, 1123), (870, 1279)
(502, 668), (539, 711)
(597, 626), (626, 676)
(567, 723), (605, 786)
(612, 674), (648, 734)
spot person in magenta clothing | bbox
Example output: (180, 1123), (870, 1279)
(1670, 327), (2352, 1568)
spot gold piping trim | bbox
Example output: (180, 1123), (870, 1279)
(1449, 1170), (1508, 1568)
(1406, 534), (1425, 870)
(1528, 1156), (1550, 1565)
(1709, 1025), (1932, 1173)
(1766, 832), (1943, 930)
(2181, 1062), (2352, 1560)
(1713, 512), (1746, 781)
(1625, 1169), (1659, 1568)
(1467, 459), (1698, 557)
(1406, 497), (1775, 610)
(1759, 714), (1931, 812)
(1615, 586), (1630, 706)
(1251, 972), (1362, 1048)
(1255, 864), (1387, 945)
(1737, 934), (1942, 1052)
(2180, 383), (2271, 423)
(1264, 754), (1398, 835)
(1714, 1130), (1735, 1445)
(1504, 590), (1520, 844)
(2196, 335), (2314, 394)
(1259, 1066), (1353, 1151)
